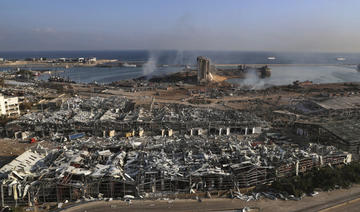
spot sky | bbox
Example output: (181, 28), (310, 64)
(1, 0), (360, 52)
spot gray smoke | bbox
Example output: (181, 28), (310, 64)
(241, 69), (266, 90)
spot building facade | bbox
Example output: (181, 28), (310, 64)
(0, 95), (20, 117)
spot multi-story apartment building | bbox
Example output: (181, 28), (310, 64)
(0, 95), (20, 117)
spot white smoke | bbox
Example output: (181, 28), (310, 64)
(242, 69), (265, 90)
(173, 50), (184, 65)
(142, 56), (157, 77)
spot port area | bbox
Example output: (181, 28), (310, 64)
(1, 58), (360, 211)
(0, 59), (114, 68)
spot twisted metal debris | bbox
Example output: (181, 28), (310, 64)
(0, 135), (351, 206)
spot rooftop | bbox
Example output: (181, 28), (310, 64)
(320, 119), (360, 144)
(314, 96), (360, 110)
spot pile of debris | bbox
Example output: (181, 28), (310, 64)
(0, 135), (351, 206)
(6, 96), (267, 139)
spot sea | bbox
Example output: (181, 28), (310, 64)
(0, 50), (360, 87)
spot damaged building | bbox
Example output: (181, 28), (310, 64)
(0, 134), (351, 206)
(295, 119), (360, 156)
(0, 87), (358, 207)
(290, 95), (360, 156)
(197, 56), (213, 83)
(5, 96), (267, 140)
(0, 94), (20, 117)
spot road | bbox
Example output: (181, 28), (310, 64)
(292, 191), (360, 212)
(319, 196), (360, 212)
(59, 185), (360, 212)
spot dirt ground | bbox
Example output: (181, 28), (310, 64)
(0, 138), (35, 167)
(60, 185), (360, 212)
(0, 138), (52, 167)
(73, 80), (360, 114)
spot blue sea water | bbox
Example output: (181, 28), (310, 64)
(228, 65), (360, 88)
(1, 50), (360, 64)
(38, 66), (181, 83)
(0, 50), (360, 85)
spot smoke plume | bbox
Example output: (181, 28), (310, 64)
(142, 55), (157, 77)
(241, 69), (266, 90)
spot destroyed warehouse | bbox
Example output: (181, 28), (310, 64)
(0, 134), (351, 206)
(5, 96), (266, 140)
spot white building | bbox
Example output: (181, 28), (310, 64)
(0, 95), (20, 117)
(88, 57), (97, 63)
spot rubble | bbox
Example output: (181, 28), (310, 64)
(0, 134), (350, 206)
(6, 96), (267, 140)
(0, 81), (359, 208)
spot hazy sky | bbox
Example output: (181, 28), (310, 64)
(1, 0), (360, 52)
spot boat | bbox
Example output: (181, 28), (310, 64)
(121, 63), (137, 68)
(336, 57), (346, 61)
(267, 56), (276, 60)
(357, 64), (360, 72)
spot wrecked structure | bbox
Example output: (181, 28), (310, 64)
(0, 135), (351, 206)
(295, 119), (360, 155)
(0, 94), (20, 117)
(1, 73), (360, 208)
(5, 96), (266, 140)
(1, 96), (353, 206)
(197, 56), (213, 83)
(214, 65), (271, 80)
(286, 95), (360, 155)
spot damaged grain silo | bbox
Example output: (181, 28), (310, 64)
(197, 56), (213, 84)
